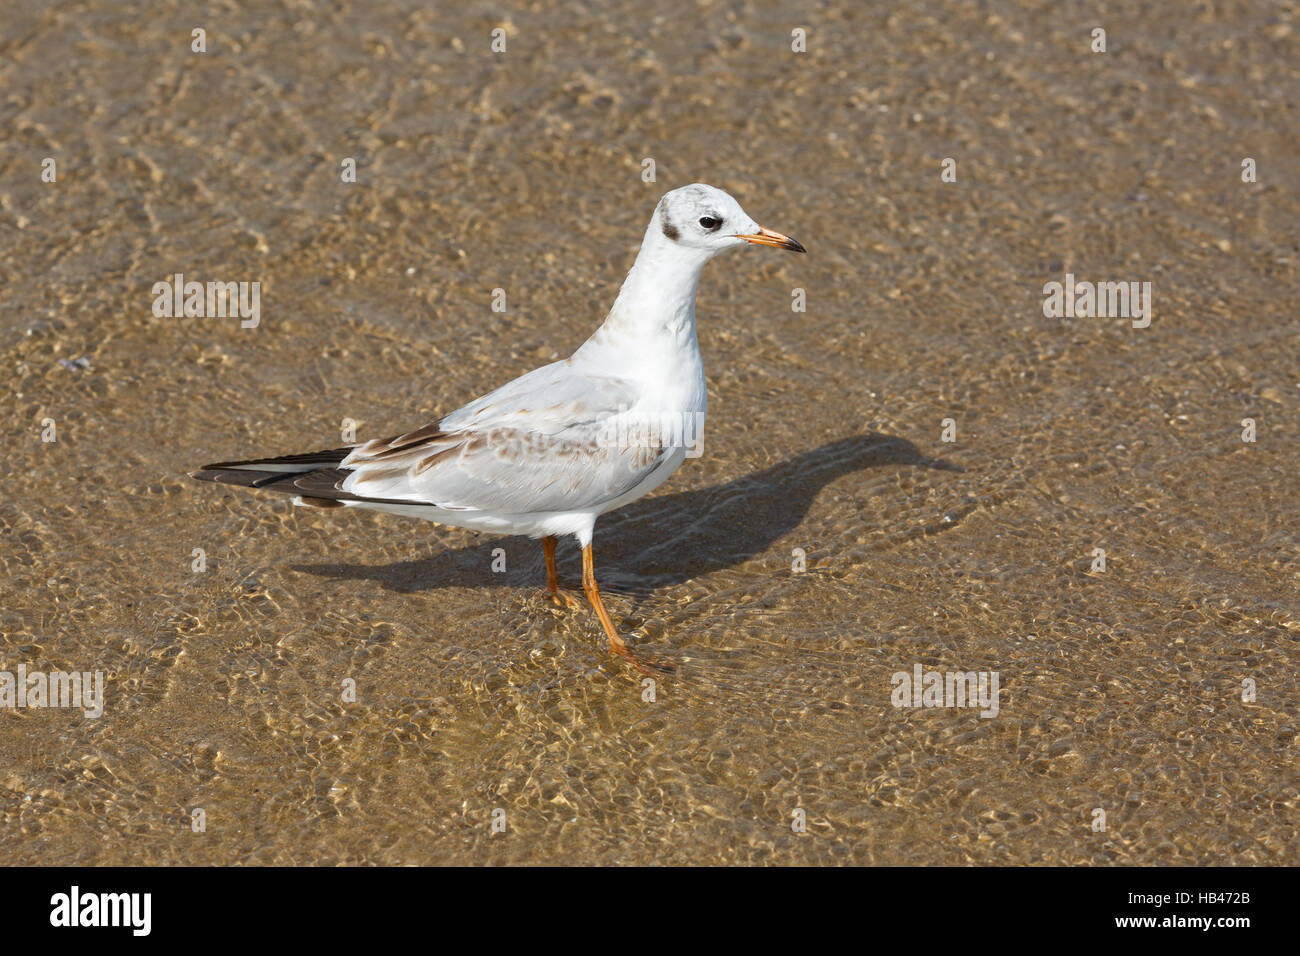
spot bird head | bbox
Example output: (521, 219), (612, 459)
(653, 183), (805, 259)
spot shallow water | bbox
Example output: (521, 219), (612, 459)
(1, 0), (1296, 864)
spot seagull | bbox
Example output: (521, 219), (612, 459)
(190, 183), (805, 670)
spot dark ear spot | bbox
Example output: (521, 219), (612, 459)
(661, 213), (680, 241)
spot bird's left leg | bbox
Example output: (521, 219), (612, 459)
(542, 535), (583, 609)
(581, 542), (674, 674)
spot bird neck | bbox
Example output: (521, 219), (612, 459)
(584, 225), (711, 351)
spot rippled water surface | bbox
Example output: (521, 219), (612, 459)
(1, 0), (1297, 864)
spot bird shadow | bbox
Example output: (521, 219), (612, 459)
(291, 433), (962, 604)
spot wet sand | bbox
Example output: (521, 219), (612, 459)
(0, 0), (1296, 864)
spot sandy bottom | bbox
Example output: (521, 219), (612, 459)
(0, 0), (1296, 863)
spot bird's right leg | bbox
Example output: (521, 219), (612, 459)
(543, 535), (582, 609)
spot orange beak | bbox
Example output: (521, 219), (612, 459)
(735, 225), (806, 253)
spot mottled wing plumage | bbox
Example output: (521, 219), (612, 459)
(340, 360), (670, 513)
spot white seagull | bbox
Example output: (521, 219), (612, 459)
(191, 183), (805, 670)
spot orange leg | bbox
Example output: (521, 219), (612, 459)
(543, 536), (582, 609)
(581, 542), (674, 674)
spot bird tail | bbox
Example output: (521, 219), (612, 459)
(188, 447), (356, 507)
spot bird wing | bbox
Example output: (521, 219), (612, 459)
(339, 360), (674, 513)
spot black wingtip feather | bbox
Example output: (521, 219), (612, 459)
(199, 446), (353, 470)
(187, 447), (354, 486)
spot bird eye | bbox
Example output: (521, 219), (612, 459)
(699, 216), (721, 231)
